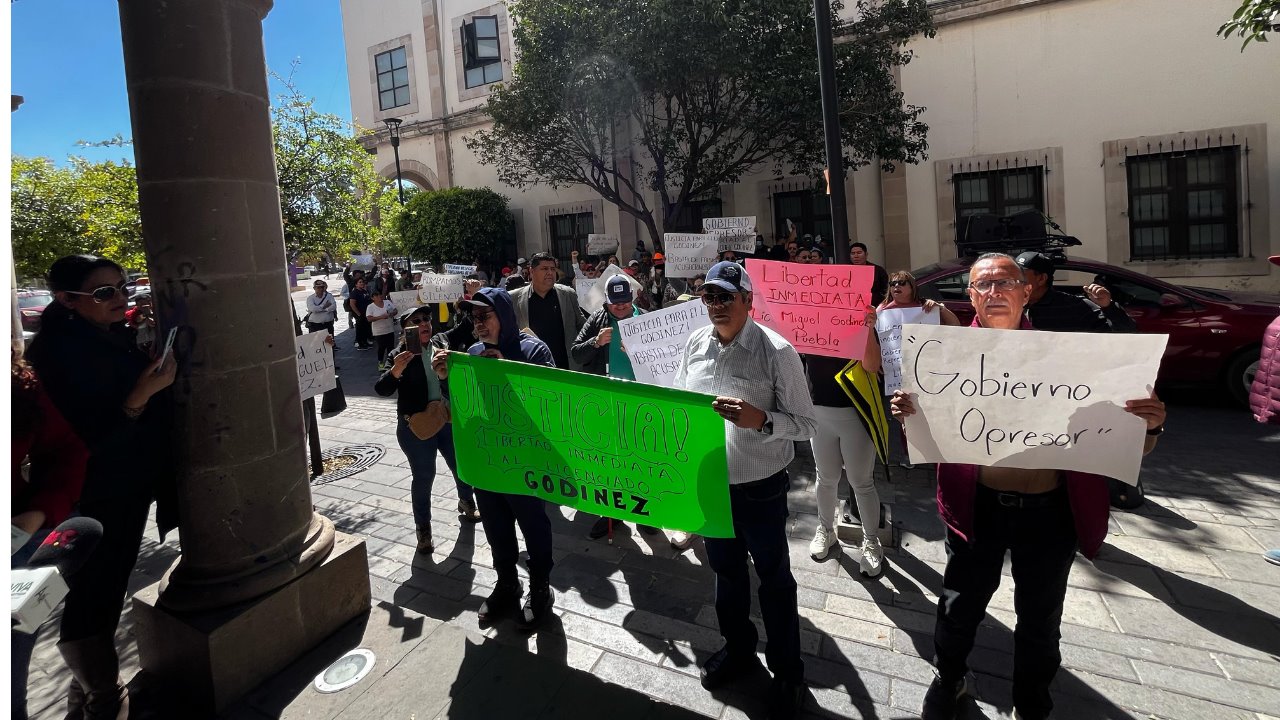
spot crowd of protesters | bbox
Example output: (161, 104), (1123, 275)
(26, 236), (1280, 720)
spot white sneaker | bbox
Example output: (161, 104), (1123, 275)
(669, 530), (694, 550)
(809, 525), (836, 560)
(859, 535), (884, 578)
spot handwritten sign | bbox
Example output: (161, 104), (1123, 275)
(390, 290), (422, 311)
(876, 307), (939, 392)
(704, 216), (756, 254)
(900, 325), (1168, 484)
(444, 263), (476, 276)
(447, 354), (733, 536)
(616, 300), (712, 387)
(575, 279), (596, 310)
(353, 254), (374, 269)
(663, 234), (719, 279)
(296, 331), (336, 401)
(744, 259), (873, 359)
(418, 273), (465, 304)
(587, 234), (619, 256)
(577, 264), (641, 310)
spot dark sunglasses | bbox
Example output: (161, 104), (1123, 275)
(700, 292), (738, 306)
(65, 282), (135, 303)
(471, 310), (494, 323)
(889, 280), (911, 288)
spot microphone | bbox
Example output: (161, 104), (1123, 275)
(27, 517), (104, 578)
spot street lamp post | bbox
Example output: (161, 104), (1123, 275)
(384, 117), (406, 206)
(813, 0), (850, 260)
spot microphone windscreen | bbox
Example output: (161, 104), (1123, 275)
(27, 517), (104, 577)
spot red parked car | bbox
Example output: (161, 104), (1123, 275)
(17, 290), (54, 334)
(912, 255), (1280, 407)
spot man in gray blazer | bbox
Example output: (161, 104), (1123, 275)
(509, 251), (588, 371)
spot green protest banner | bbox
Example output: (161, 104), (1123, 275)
(446, 353), (734, 538)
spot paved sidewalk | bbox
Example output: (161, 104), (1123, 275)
(21, 291), (1280, 719)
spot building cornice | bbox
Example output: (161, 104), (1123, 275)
(359, 106), (493, 150)
(926, 0), (1071, 28)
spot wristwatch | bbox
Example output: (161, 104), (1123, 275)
(1146, 424), (1165, 437)
(759, 415), (774, 436)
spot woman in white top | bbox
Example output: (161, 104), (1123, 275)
(364, 289), (398, 371)
(305, 279), (338, 337)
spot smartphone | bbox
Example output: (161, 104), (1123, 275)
(404, 326), (423, 355)
(155, 327), (178, 372)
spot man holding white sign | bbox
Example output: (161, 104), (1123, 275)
(890, 253), (1166, 720)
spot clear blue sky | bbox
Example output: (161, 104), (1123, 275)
(11, 0), (353, 165)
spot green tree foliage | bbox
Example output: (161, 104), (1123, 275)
(271, 70), (403, 263)
(10, 155), (144, 280)
(1219, 0), (1279, 49)
(466, 0), (934, 248)
(397, 187), (513, 266)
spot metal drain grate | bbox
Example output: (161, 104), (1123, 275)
(312, 444), (385, 485)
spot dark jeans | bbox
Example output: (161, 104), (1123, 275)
(703, 470), (803, 683)
(306, 321), (335, 338)
(374, 333), (395, 365)
(474, 488), (553, 585)
(60, 493), (151, 642)
(396, 421), (472, 527)
(934, 484), (1077, 720)
(355, 316), (372, 347)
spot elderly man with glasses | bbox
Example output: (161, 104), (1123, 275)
(673, 261), (818, 720)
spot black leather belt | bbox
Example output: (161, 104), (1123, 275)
(977, 484), (1065, 509)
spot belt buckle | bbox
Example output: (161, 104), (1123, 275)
(997, 492), (1021, 509)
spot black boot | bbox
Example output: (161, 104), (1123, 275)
(58, 635), (129, 720)
(478, 574), (522, 626)
(516, 579), (554, 632)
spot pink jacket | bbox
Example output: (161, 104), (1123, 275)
(1249, 315), (1280, 425)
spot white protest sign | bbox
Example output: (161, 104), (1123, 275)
(353, 254), (375, 270)
(876, 307), (939, 392)
(578, 264), (641, 310)
(616, 300), (712, 387)
(418, 273), (465, 304)
(704, 216), (756, 254)
(444, 263), (476, 276)
(663, 234), (719, 279)
(296, 331), (337, 401)
(575, 279), (596, 310)
(900, 325), (1168, 485)
(390, 290), (422, 311)
(587, 234), (619, 256)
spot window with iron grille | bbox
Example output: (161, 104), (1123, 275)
(772, 188), (831, 243)
(549, 212), (595, 272)
(953, 167), (1045, 244)
(666, 196), (723, 234)
(462, 16), (503, 89)
(1127, 146), (1239, 261)
(375, 47), (410, 111)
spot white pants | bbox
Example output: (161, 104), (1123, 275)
(810, 405), (880, 533)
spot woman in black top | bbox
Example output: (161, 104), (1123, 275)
(374, 307), (479, 554)
(26, 254), (177, 719)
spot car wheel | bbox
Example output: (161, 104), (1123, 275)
(1225, 349), (1260, 408)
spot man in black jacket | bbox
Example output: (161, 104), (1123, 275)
(1015, 252), (1137, 333)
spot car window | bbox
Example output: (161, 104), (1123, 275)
(918, 270), (970, 302)
(1089, 273), (1164, 308)
(18, 295), (52, 309)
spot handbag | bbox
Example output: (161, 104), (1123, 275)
(405, 400), (450, 441)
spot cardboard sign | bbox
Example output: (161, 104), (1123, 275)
(390, 290), (422, 311)
(744, 259), (874, 359)
(296, 331), (336, 401)
(616, 300), (712, 387)
(447, 354), (734, 537)
(704, 216), (756, 254)
(577, 264), (641, 311)
(444, 263), (477, 276)
(663, 234), (719, 279)
(876, 307), (939, 392)
(418, 273), (465, 304)
(900, 324), (1168, 485)
(587, 234), (619, 256)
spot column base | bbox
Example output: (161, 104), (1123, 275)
(130, 532), (371, 717)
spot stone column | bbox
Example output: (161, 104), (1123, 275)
(118, 0), (369, 713)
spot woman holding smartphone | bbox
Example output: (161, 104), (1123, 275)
(26, 254), (178, 719)
(374, 307), (480, 555)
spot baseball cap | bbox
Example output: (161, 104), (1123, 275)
(517, 257), (528, 266)
(1015, 251), (1056, 275)
(605, 275), (633, 304)
(313, 279), (327, 287)
(628, 259), (640, 267)
(653, 252), (665, 262)
(703, 261), (752, 293)
(461, 292), (497, 311)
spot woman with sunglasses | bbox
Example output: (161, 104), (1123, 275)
(375, 307), (480, 556)
(875, 271), (960, 470)
(26, 254), (178, 719)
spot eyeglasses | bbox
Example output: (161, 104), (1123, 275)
(968, 278), (1026, 294)
(64, 282), (134, 303)
(700, 292), (738, 306)
(888, 280), (911, 288)
(471, 310), (494, 323)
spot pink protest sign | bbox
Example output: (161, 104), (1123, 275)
(744, 259), (874, 359)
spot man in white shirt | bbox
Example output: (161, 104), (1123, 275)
(674, 261), (817, 720)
